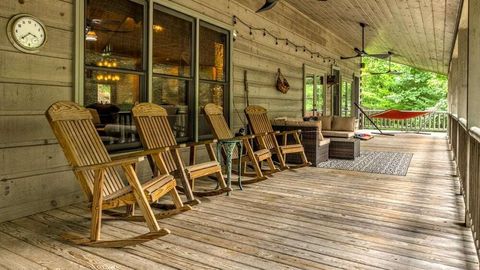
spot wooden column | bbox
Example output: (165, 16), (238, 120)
(458, 28), (468, 120)
(449, 58), (459, 116)
(468, 0), (480, 129)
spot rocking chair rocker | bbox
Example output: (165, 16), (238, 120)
(46, 101), (191, 248)
(132, 103), (231, 198)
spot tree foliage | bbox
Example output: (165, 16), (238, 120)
(361, 57), (448, 111)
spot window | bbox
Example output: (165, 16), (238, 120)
(341, 81), (353, 116)
(152, 6), (195, 142)
(198, 22), (229, 138)
(84, 0), (146, 152)
(303, 65), (325, 117)
(82, 1), (230, 151)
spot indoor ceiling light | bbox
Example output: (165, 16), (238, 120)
(153, 25), (164, 32)
(86, 30), (98, 42)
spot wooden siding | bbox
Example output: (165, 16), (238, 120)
(0, 134), (477, 269)
(0, 0), (81, 222)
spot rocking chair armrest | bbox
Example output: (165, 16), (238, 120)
(74, 146), (173, 172)
(274, 130), (302, 136)
(73, 157), (144, 172)
(178, 139), (218, 148)
(230, 134), (255, 140)
(253, 131), (279, 137)
(110, 146), (172, 160)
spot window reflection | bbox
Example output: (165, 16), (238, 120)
(85, 0), (145, 71)
(152, 6), (193, 77)
(199, 22), (229, 138)
(199, 83), (224, 136)
(199, 25), (226, 82)
(152, 77), (191, 140)
(152, 5), (194, 141)
(84, 0), (146, 152)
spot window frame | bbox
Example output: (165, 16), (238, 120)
(341, 79), (353, 117)
(198, 20), (231, 140)
(75, 0), (233, 147)
(303, 64), (326, 117)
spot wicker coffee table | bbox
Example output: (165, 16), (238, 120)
(329, 138), (360, 159)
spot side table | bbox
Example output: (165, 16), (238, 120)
(329, 138), (360, 159)
(217, 139), (243, 195)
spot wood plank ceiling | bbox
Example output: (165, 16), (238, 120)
(278, 0), (462, 74)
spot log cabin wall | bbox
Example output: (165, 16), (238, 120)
(0, 0), (358, 222)
(0, 0), (82, 222)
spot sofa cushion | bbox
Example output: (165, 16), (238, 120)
(319, 116), (332, 130)
(322, 130), (355, 138)
(332, 116), (355, 131)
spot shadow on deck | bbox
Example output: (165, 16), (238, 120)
(0, 133), (477, 269)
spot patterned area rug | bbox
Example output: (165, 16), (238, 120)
(317, 151), (413, 176)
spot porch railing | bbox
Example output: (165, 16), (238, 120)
(361, 110), (448, 132)
(449, 115), (480, 258)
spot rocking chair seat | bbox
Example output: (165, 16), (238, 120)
(253, 148), (271, 158)
(279, 144), (305, 154)
(103, 175), (176, 209)
(185, 161), (219, 173)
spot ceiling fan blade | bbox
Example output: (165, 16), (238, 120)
(340, 55), (361, 60)
(256, 0), (279, 13)
(389, 71), (404, 75)
(367, 53), (392, 59)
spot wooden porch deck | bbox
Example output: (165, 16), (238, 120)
(0, 133), (478, 269)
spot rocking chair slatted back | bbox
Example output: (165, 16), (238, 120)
(132, 103), (178, 173)
(46, 101), (125, 199)
(203, 104), (233, 140)
(204, 104), (242, 159)
(244, 105), (276, 150)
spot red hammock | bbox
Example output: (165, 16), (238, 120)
(370, 109), (430, 120)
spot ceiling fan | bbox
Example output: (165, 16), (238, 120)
(256, 0), (327, 13)
(341, 23), (392, 60)
(364, 56), (403, 76)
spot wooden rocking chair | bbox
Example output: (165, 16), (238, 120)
(132, 103), (231, 198)
(46, 101), (191, 248)
(203, 103), (278, 183)
(244, 105), (311, 170)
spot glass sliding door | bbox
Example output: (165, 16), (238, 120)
(303, 64), (326, 117)
(304, 71), (325, 117)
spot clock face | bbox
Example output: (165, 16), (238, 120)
(7, 14), (47, 52)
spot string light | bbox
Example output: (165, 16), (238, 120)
(232, 15), (336, 63)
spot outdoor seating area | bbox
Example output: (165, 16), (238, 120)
(0, 134), (478, 269)
(3, 0), (480, 268)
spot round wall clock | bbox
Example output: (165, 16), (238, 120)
(7, 14), (47, 53)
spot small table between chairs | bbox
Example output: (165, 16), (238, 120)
(216, 139), (243, 195)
